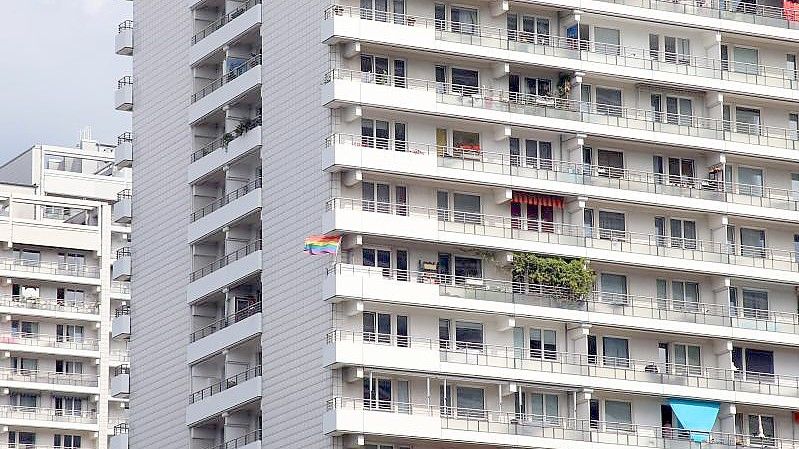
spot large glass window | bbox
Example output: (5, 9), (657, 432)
(450, 7), (478, 34)
(672, 281), (700, 312)
(600, 273), (628, 304)
(54, 434), (82, 449)
(742, 289), (769, 319)
(674, 344), (701, 375)
(598, 211), (625, 240)
(456, 386), (485, 418)
(594, 27), (620, 55)
(455, 321), (483, 350)
(451, 68), (479, 95)
(597, 149), (624, 178)
(733, 46), (759, 75)
(453, 193), (481, 224)
(595, 88), (622, 117)
(530, 393), (560, 425)
(737, 167), (764, 197)
(363, 377), (392, 410)
(735, 107), (761, 135)
(605, 400), (633, 431)
(453, 256), (482, 284)
(602, 337), (629, 367)
(740, 228), (766, 258)
(530, 328), (557, 360)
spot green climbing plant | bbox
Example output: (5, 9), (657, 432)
(512, 253), (595, 297)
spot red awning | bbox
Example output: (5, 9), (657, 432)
(512, 191), (564, 208)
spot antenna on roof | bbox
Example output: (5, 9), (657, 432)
(79, 126), (93, 142)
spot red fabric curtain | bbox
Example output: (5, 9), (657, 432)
(512, 191), (564, 208)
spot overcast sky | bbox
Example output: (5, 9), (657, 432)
(0, 0), (132, 163)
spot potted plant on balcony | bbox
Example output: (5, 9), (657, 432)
(222, 132), (237, 148)
(512, 253), (594, 303)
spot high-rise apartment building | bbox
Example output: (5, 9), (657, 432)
(0, 136), (132, 449)
(130, 1), (799, 449)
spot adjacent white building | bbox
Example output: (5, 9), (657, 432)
(0, 136), (132, 449)
(129, 1), (799, 449)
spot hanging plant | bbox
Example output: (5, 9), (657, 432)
(512, 253), (594, 298)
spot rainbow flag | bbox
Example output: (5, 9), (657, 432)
(304, 235), (341, 255)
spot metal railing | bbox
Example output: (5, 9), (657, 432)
(327, 396), (798, 449)
(0, 258), (100, 278)
(192, 53), (262, 103)
(326, 197), (799, 273)
(191, 0), (262, 44)
(327, 4), (799, 89)
(117, 76), (133, 89)
(0, 405), (96, 423)
(209, 429), (262, 449)
(109, 350), (130, 365)
(115, 305), (130, 318)
(0, 295), (99, 315)
(114, 423), (130, 435)
(114, 365), (130, 377)
(190, 115), (262, 163)
(189, 365), (262, 403)
(190, 239), (262, 281)
(117, 189), (132, 201)
(190, 301), (262, 342)
(328, 263), (799, 334)
(116, 247), (131, 259)
(328, 133), (799, 211)
(118, 20), (134, 32)
(0, 367), (98, 387)
(191, 177), (262, 222)
(0, 332), (99, 351)
(329, 329), (799, 397)
(117, 132), (133, 146)
(111, 281), (131, 295)
(325, 68), (799, 152)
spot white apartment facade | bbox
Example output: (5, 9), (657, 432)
(129, 1), (799, 449)
(0, 137), (132, 449)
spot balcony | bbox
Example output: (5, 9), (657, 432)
(113, 190), (132, 224)
(186, 365), (262, 425)
(0, 295), (99, 318)
(189, 54), (262, 124)
(0, 367), (98, 391)
(115, 132), (133, 168)
(324, 198), (799, 284)
(115, 20), (133, 56)
(210, 429), (262, 449)
(327, 329), (799, 408)
(111, 365), (130, 398)
(188, 117), (262, 183)
(189, 177), (262, 242)
(326, 263), (799, 345)
(188, 240), (262, 302)
(113, 248), (132, 281)
(115, 76), (133, 112)
(322, 69), (799, 162)
(0, 332), (99, 355)
(0, 258), (100, 283)
(325, 134), (799, 222)
(190, 0), (262, 65)
(109, 349), (130, 367)
(112, 305), (131, 340)
(325, 396), (799, 449)
(188, 301), (261, 364)
(323, 5), (799, 101)
(111, 281), (131, 299)
(0, 405), (96, 430)
(110, 423), (129, 449)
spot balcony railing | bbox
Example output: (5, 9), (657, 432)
(117, 76), (133, 89)
(190, 301), (261, 342)
(326, 197), (799, 273)
(0, 405), (96, 423)
(328, 396), (799, 449)
(210, 429), (262, 449)
(117, 189), (132, 201)
(109, 350), (130, 365)
(325, 68), (799, 152)
(0, 258), (100, 279)
(111, 281), (131, 295)
(0, 295), (99, 315)
(326, 5), (799, 90)
(190, 114), (262, 163)
(0, 367), (98, 387)
(329, 329), (799, 397)
(0, 332), (99, 351)
(118, 20), (133, 32)
(114, 423), (129, 435)
(190, 239), (262, 282)
(328, 133), (799, 212)
(327, 263), (799, 334)
(192, 54), (262, 103)
(115, 305), (130, 318)
(114, 365), (130, 377)
(117, 132), (133, 146)
(191, 177), (262, 222)
(116, 247), (131, 260)
(191, 0), (262, 44)
(189, 364), (262, 403)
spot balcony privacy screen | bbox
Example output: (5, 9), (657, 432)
(668, 399), (720, 443)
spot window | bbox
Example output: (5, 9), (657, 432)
(597, 149), (624, 178)
(595, 88), (622, 117)
(666, 157), (695, 186)
(530, 393), (560, 425)
(745, 415), (775, 446)
(362, 377), (392, 410)
(664, 36), (690, 64)
(362, 247), (391, 278)
(735, 107), (761, 135)
(665, 97), (693, 126)
(440, 384), (452, 416)
(732, 347), (774, 380)
(740, 228), (766, 258)
(523, 140), (553, 170)
(56, 324), (84, 343)
(452, 130), (480, 156)
(11, 393), (38, 411)
(396, 314), (408, 347)
(507, 14), (550, 44)
(363, 311), (391, 343)
(11, 320), (38, 338)
(57, 288), (85, 307)
(452, 193), (481, 224)
(732, 46), (759, 75)
(605, 400), (633, 431)
(361, 118), (389, 149)
(509, 137), (521, 167)
(8, 431), (36, 448)
(594, 27), (620, 55)
(455, 321), (483, 350)
(11, 357), (37, 375)
(453, 256), (481, 284)
(451, 68), (479, 95)
(360, 54), (390, 84)
(598, 211), (625, 240)
(674, 344), (701, 375)
(602, 337), (629, 367)
(788, 54), (798, 81)
(56, 360), (84, 375)
(671, 281), (700, 312)
(55, 397), (82, 416)
(54, 435), (82, 449)
(600, 273), (628, 304)
(450, 6), (478, 35)
(13, 249), (40, 267)
(649, 34), (660, 60)
(362, 182), (390, 213)
(530, 328), (556, 360)
(524, 77), (552, 98)
(742, 289), (769, 319)
(58, 253), (85, 273)
(456, 386), (485, 418)
(669, 219), (697, 249)
(439, 318), (451, 350)
(737, 166), (764, 197)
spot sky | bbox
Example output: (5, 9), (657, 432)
(0, 0), (132, 163)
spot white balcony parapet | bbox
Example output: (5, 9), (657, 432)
(188, 364), (262, 403)
(115, 20), (134, 56)
(0, 295), (99, 315)
(112, 306), (131, 340)
(109, 350), (130, 366)
(111, 365), (130, 398)
(325, 5), (799, 95)
(0, 367), (98, 387)
(113, 190), (133, 224)
(328, 329), (799, 399)
(0, 258), (100, 279)
(327, 263), (799, 336)
(113, 248), (132, 281)
(0, 332), (100, 351)
(326, 396), (799, 449)
(190, 301), (261, 342)
(191, 177), (262, 222)
(115, 76), (133, 112)
(0, 405), (96, 424)
(324, 69), (799, 156)
(327, 133), (799, 215)
(191, 0), (262, 45)
(111, 281), (131, 296)
(109, 423), (129, 449)
(325, 197), (799, 275)
(191, 54), (262, 103)
(115, 133), (133, 168)
(190, 239), (262, 282)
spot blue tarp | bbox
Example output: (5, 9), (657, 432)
(668, 399), (720, 443)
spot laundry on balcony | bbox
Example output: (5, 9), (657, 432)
(511, 191), (564, 208)
(668, 398), (720, 443)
